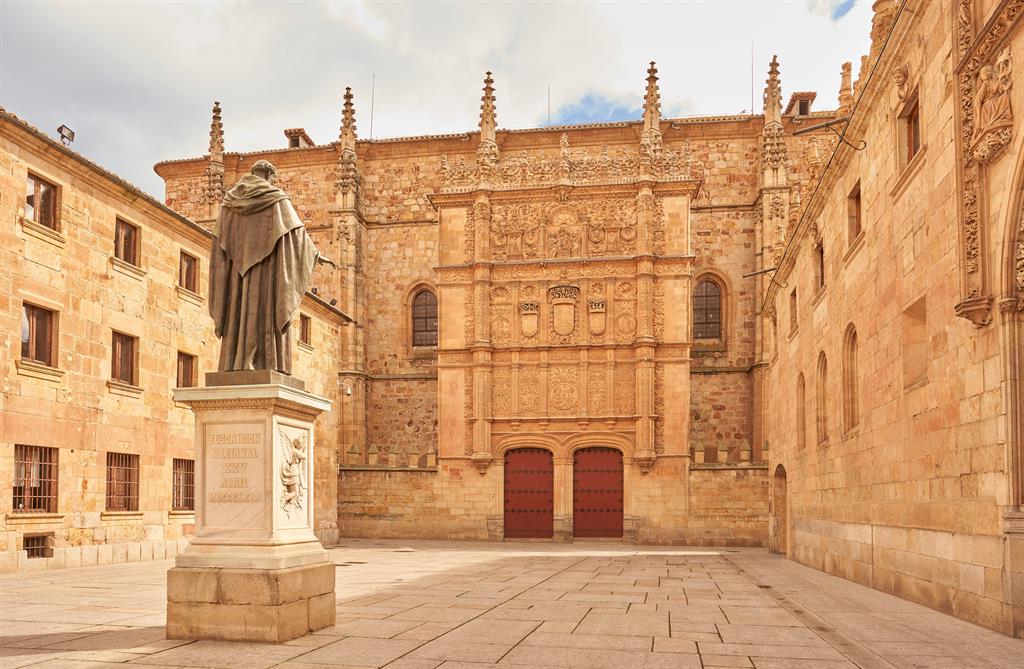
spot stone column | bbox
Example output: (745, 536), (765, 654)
(168, 375), (336, 643)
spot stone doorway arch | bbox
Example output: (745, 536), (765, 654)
(770, 463), (788, 555)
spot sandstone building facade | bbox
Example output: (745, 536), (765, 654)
(4, 0), (1024, 641)
(0, 109), (347, 571)
(760, 0), (1024, 639)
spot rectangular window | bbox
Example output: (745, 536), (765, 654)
(798, 99), (810, 116)
(12, 445), (58, 513)
(847, 181), (862, 243)
(299, 314), (312, 345)
(114, 218), (140, 266)
(815, 242), (825, 290)
(25, 174), (58, 230)
(23, 534), (52, 559)
(111, 331), (138, 385)
(179, 252), (198, 292)
(21, 304), (56, 366)
(106, 452), (139, 511)
(899, 92), (922, 168)
(176, 351), (197, 388)
(905, 100), (920, 161)
(789, 288), (798, 333)
(902, 297), (928, 389)
(172, 458), (195, 511)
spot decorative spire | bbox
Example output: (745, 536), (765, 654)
(838, 62), (853, 115)
(479, 71), (496, 145)
(339, 87), (357, 151)
(760, 56), (787, 185)
(205, 101), (225, 206)
(643, 61), (661, 131)
(639, 61), (664, 173)
(477, 71), (499, 177)
(763, 56), (782, 125)
(336, 88), (359, 196)
(209, 101), (224, 158)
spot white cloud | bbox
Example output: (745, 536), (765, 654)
(325, 0), (391, 41)
(0, 1), (874, 198)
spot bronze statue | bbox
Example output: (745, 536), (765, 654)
(208, 160), (336, 374)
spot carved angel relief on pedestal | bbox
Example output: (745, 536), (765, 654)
(279, 428), (307, 518)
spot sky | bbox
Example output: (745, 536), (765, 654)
(0, 1), (871, 200)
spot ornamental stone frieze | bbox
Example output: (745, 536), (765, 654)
(954, 0), (1023, 326)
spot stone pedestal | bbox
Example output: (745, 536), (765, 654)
(168, 381), (335, 643)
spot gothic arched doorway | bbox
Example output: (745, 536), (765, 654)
(504, 448), (553, 539)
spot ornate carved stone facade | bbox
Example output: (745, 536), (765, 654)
(157, 58), (839, 548)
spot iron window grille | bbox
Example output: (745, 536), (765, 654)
(13, 445), (58, 513)
(23, 535), (51, 559)
(172, 458), (195, 511)
(106, 452), (140, 511)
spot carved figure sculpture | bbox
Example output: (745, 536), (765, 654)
(279, 429), (307, 516)
(209, 160), (336, 373)
(971, 47), (1013, 152)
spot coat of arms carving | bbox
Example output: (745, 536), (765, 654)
(548, 285), (579, 338)
(520, 302), (539, 338)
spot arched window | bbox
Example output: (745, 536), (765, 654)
(843, 324), (859, 432)
(796, 373), (806, 450)
(816, 351), (828, 445)
(693, 279), (722, 339)
(411, 290), (438, 347)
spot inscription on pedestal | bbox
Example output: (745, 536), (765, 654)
(204, 423), (266, 531)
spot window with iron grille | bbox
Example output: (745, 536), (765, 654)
(23, 535), (52, 559)
(177, 351), (196, 388)
(411, 290), (438, 347)
(114, 218), (140, 266)
(299, 314), (312, 345)
(111, 331), (138, 385)
(21, 303), (56, 366)
(106, 452), (139, 511)
(172, 458), (194, 511)
(693, 280), (722, 339)
(179, 251), (198, 292)
(12, 445), (58, 513)
(25, 173), (58, 230)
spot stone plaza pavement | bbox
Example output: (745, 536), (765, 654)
(1, 540), (1023, 669)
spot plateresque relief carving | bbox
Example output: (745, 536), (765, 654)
(278, 427), (307, 518)
(549, 285), (579, 344)
(970, 47), (1013, 163)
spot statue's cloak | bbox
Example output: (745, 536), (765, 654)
(209, 175), (318, 373)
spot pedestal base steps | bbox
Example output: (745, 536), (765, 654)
(167, 561), (335, 643)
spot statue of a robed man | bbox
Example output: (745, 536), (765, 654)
(208, 160), (336, 374)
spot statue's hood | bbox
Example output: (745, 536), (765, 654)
(221, 174), (290, 215)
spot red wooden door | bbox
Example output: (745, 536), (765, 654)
(504, 448), (554, 539)
(573, 447), (623, 538)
